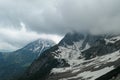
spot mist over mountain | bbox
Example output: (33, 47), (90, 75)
(17, 31), (120, 80)
(0, 0), (120, 80)
(0, 39), (55, 80)
(0, 0), (120, 52)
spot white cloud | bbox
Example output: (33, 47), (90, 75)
(39, 34), (63, 43)
(0, 22), (62, 51)
(0, 0), (120, 51)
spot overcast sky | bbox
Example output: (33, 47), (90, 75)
(0, 0), (120, 51)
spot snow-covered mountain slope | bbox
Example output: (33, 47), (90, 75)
(20, 39), (55, 57)
(50, 50), (120, 80)
(6, 39), (55, 66)
(22, 32), (120, 80)
(0, 39), (55, 80)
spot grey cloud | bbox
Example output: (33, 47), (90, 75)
(0, 0), (120, 51)
(1, 0), (120, 35)
(58, 0), (120, 34)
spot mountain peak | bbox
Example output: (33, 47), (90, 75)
(59, 32), (86, 46)
(20, 32), (120, 80)
(22, 39), (55, 55)
(0, 38), (55, 80)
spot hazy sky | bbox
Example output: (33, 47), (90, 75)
(0, 0), (120, 51)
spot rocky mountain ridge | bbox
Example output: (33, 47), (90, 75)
(20, 32), (120, 80)
(0, 39), (55, 80)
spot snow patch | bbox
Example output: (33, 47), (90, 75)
(51, 67), (72, 73)
(62, 66), (114, 80)
(105, 36), (120, 44)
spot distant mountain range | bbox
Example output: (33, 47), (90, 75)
(0, 39), (55, 80)
(19, 32), (120, 80)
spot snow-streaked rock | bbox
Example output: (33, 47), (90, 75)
(23, 32), (120, 80)
(51, 50), (120, 80)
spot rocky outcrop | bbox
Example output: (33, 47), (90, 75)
(21, 32), (120, 80)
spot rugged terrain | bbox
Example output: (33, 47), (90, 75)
(0, 39), (55, 80)
(20, 32), (120, 80)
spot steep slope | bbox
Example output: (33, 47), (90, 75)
(22, 32), (120, 80)
(7, 39), (55, 65)
(0, 39), (55, 80)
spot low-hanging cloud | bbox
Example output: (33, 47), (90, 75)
(0, 23), (62, 51)
(0, 0), (120, 51)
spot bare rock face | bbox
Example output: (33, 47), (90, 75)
(21, 32), (120, 80)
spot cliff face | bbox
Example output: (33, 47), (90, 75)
(22, 32), (120, 80)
